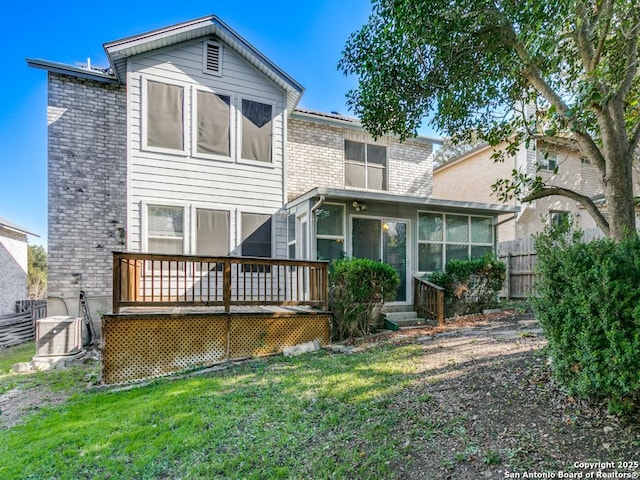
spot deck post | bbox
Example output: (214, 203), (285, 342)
(113, 253), (121, 314)
(436, 289), (444, 326)
(223, 258), (231, 313)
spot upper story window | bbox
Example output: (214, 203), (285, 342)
(538, 152), (558, 172)
(344, 140), (387, 190)
(241, 99), (273, 163)
(144, 79), (185, 152)
(195, 89), (231, 159)
(549, 210), (570, 227)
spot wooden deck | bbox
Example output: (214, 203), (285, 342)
(104, 253), (332, 385)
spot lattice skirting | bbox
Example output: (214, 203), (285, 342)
(101, 313), (331, 384)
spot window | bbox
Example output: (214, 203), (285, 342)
(549, 210), (570, 227)
(418, 212), (494, 272)
(538, 152), (558, 172)
(196, 209), (229, 256)
(241, 99), (272, 162)
(241, 213), (272, 257)
(195, 90), (231, 158)
(287, 212), (296, 259)
(147, 205), (184, 254)
(316, 204), (345, 261)
(144, 79), (185, 151)
(344, 140), (387, 190)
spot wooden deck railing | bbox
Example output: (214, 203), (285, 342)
(113, 252), (330, 314)
(413, 276), (445, 327)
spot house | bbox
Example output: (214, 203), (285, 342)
(0, 217), (37, 314)
(433, 141), (617, 242)
(28, 14), (518, 320)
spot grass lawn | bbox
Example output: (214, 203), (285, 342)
(2, 313), (638, 480)
(0, 343), (426, 479)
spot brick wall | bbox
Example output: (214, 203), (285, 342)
(47, 73), (127, 317)
(287, 117), (433, 201)
(0, 227), (28, 314)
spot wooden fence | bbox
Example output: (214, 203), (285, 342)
(498, 228), (607, 299)
(498, 237), (537, 300)
(0, 300), (48, 348)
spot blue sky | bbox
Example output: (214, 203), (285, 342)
(0, 0), (439, 247)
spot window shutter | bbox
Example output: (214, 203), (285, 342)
(204, 41), (222, 76)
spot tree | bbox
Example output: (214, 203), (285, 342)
(28, 244), (47, 300)
(340, 0), (640, 240)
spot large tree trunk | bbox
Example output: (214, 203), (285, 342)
(603, 149), (636, 241)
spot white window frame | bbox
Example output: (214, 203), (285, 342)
(549, 210), (571, 227)
(202, 40), (223, 77)
(141, 201), (188, 255)
(344, 140), (388, 191)
(140, 76), (189, 156)
(237, 96), (276, 167)
(287, 211), (297, 259)
(191, 86), (235, 163)
(189, 203), (233, 256)
(417, 211), (495, 273)
(538, 152), (558, 172)
(316, 202), (346, 261)
(238, 209), (275, 258)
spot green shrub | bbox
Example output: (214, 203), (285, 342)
(329, 258), (399, 340)
(533, 223), (640, 413)
(428, 254), (505, 316)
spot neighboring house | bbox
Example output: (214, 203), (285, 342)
(433, 141), (617, 242)
(28, 15), (517, 316)
(0, 217), (37, 314)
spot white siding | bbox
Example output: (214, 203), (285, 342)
(127, 38), (287, 256)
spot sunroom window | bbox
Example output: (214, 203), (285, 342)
(418, 212), (494, 272)
(316, 204), (345, 261)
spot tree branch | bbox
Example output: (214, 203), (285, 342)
(614, 20), (640, 105)
(630, 119), (640, 156)
(574, 2), (597, 74)
(590, 0), (614, 72)
(533, 135), (578, 150)
(522, 186), (610, 236)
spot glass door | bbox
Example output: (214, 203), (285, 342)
(352, 217), (407, 302)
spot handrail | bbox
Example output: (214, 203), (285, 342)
(113, 252), (329, 314)
(413, 275), (445, 326)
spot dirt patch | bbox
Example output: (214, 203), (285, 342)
(0, 385), (68, 430)
(377, 311), (639, 479)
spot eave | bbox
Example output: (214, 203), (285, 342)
(103, 15), (304, 111)
(287, 187), (519, 216)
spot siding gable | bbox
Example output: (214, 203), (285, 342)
(127, 37), (288, 253)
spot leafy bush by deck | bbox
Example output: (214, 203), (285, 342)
(533, 224), (640, 413)
(329, 258), (399, 340)
(428, 254), (505, 316)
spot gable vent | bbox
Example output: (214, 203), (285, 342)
(204, 41), (222, 76)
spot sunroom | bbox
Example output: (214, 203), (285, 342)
(286, 187), (519, 305)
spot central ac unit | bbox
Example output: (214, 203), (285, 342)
(36, 316), (83, 357)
